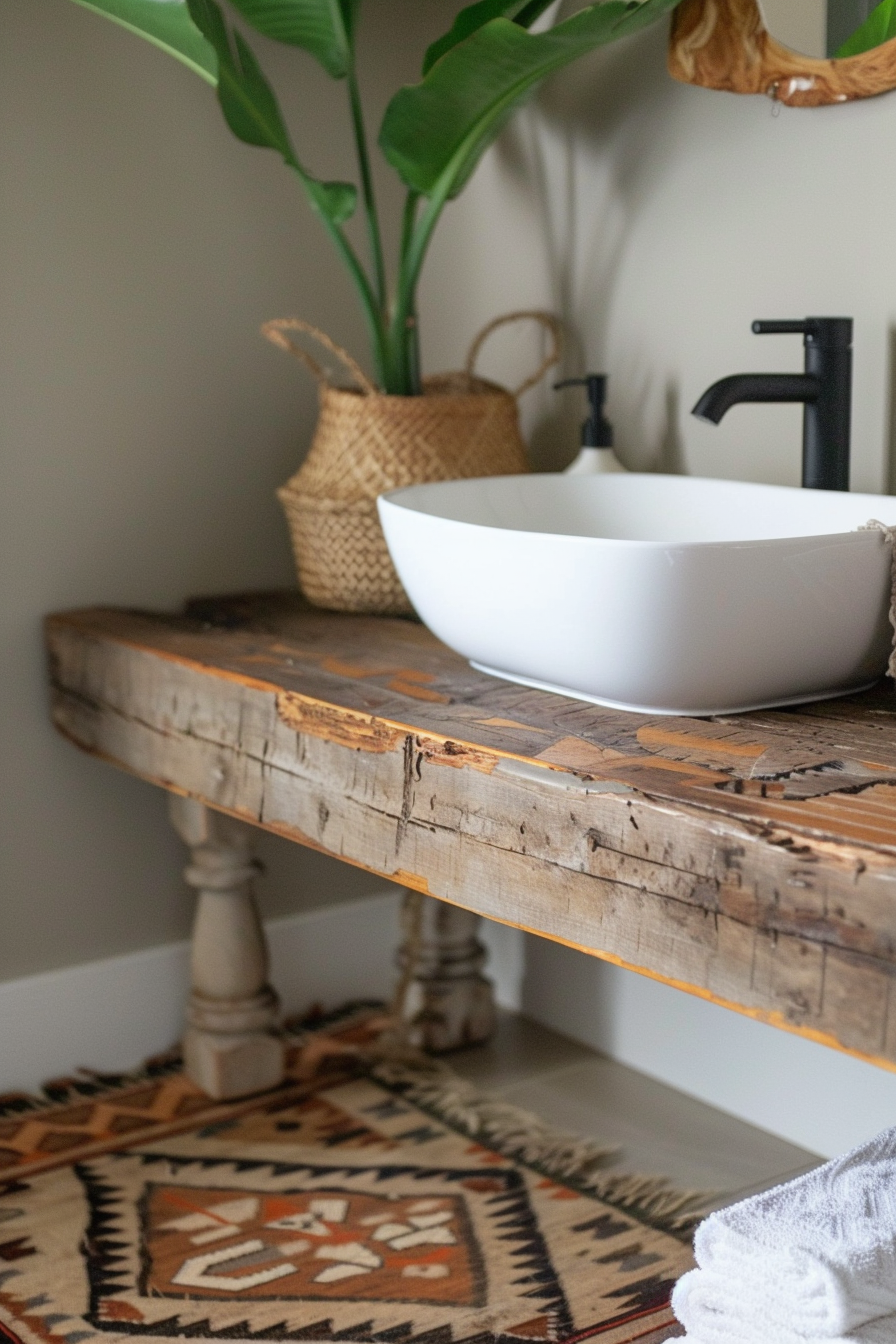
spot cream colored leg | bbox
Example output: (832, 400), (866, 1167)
(169, 796), (285, 1098)
(397, 891), (497, 1051)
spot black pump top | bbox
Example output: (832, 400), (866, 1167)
(555, 375), (613, 447)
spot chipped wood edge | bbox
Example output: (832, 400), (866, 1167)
(44, 612), (609, 783)
(45, 621), (896, 1075)
(462, 904), (896, 1076)
(50, 725), (896, 1076)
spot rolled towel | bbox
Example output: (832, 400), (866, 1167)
(672, 1268), (896, 1344)
(678, 1125), (896, 1338)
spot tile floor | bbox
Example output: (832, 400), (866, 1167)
(450, 1011), (821, 1206)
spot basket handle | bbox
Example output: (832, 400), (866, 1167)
(465, 310), (563, 398)
(261, 317), (378, 396)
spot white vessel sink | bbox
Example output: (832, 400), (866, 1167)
(377, 473), (896, 716)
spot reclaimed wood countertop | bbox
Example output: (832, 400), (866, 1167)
(46, 592), (896, 1071)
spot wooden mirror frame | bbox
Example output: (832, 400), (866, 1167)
(668, 0), (896, 105)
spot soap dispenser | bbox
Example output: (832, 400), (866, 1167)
(556, 375), (626, 474)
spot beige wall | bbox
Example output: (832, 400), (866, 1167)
(0, 0), (569, 986)
(758, 0), (827, 58)
(0, 0), (458, 981)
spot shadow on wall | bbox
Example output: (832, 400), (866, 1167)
(528, 406), (581, 471)
(493, 18), (690, 469)
(657, 382), (687, 473)
(540, 14), (682, 185)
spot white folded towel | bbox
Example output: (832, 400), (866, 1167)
(671, 1125), (896, 1340)
(672, 1268), (896, 1344)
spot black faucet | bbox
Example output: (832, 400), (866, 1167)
(692, 318), (853, 491)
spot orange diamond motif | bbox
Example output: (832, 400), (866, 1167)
(142, 1183), (484, 1306)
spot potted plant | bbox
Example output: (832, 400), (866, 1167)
(68, 0), (679, 611)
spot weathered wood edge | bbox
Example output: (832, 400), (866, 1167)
(46, 606), (896, 867)
(46, 613), (896, 1072)
(45, 608), (896, 818)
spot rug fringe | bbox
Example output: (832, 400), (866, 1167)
(365, 1038), (715, 1239)
(0, 1004), (384, 1119)
(7, 1003), (717, 1239)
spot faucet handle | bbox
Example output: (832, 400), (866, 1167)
(753, 318), (852, 347)
(752, 320), (810, 334)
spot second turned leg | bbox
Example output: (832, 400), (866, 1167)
(396, 890), (497, 1051)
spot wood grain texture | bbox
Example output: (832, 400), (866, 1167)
(668, 0), (896, 106)
(45, 594), (896, 1070)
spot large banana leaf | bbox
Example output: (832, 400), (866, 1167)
(423, 0), (556, 75)
(225, 0), (355, 77)
(836, 0), (896, 56)
(382, 0), (680, 200)
(68, 0), (217, 83)
(186, 0), (356, 223)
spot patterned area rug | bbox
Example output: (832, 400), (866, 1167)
(0, 1008), (694, 1344)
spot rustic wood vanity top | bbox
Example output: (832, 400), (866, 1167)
(46, 592), (896, 1071)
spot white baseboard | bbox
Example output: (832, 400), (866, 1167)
(0, 891), (400, 1095)
(0, 892), (524, 1097)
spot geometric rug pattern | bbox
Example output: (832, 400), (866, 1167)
(0, 1016), (690, 1344)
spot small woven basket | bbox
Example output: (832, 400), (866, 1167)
(265, 312), (562, 615)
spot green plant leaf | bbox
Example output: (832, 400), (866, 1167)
(422, 0), (555, 75)
(514, 0), (561, 23)
(225, 0), (353, 77)
(68, 0), (217, 82)
(187, 0), (295, 153)
(186, 0), (356, 222)
(339, 0), (362, 42)
(836, 0), (896, 55)
(306, 179), (357, 223)
(383, 0), (680, 200)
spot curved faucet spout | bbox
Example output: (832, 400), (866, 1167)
(691, 318), (851, 490)
(692, 373), (819, 425)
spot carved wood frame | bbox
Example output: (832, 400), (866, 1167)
(668, 0), (896, 105)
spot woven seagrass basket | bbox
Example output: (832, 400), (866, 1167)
(265, 312), (562, 616)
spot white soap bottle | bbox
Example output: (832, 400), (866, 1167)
(556, 374), (626, 474)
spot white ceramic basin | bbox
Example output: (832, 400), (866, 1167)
(377, 473), (896, 716)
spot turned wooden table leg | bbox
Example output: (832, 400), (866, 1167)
(169, 796), (285, 1099)
(396, 891), (497, 1051)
